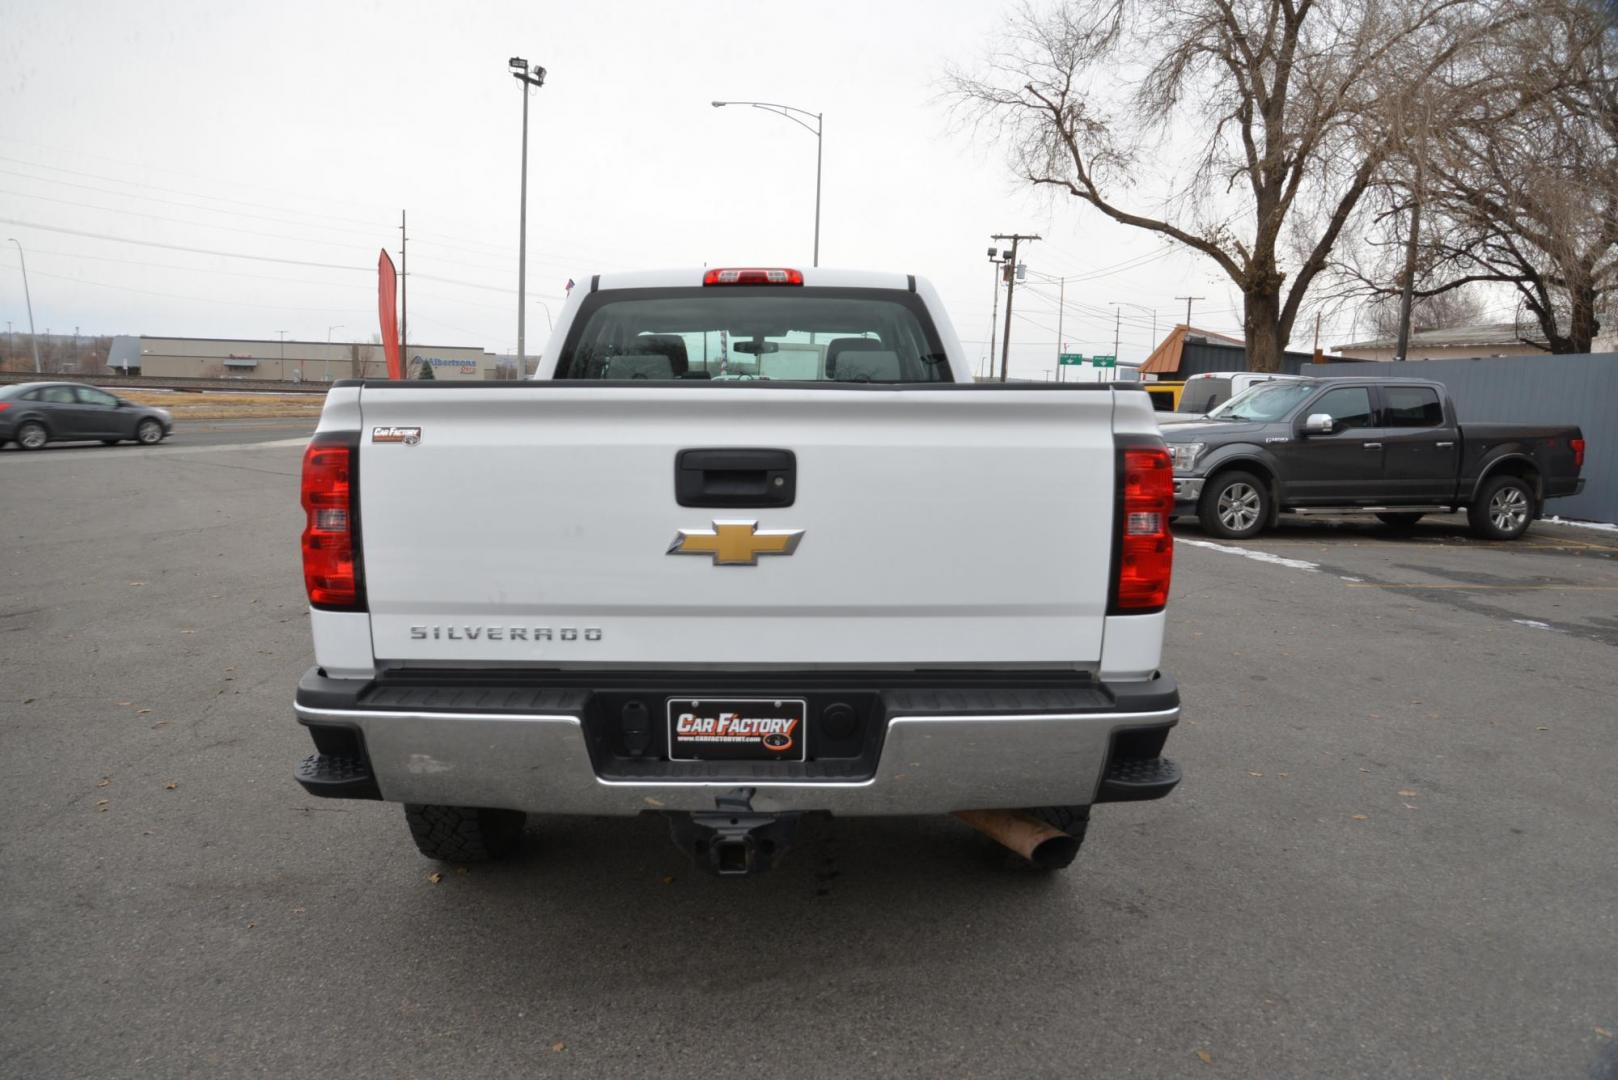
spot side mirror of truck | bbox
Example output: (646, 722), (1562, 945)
(1302, 413), (1334, 436)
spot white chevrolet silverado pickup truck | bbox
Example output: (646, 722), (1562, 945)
(294, 267), (1181, 875)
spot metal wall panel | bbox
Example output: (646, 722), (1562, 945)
(1321, 354), (1616, 524)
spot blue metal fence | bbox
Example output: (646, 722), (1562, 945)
(1320, 354), (1616, 524)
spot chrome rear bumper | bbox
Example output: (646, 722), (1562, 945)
(294, 672), (1180, 816)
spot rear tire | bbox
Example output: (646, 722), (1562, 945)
(1375, 512), (1425, 529)
(135, 419), (164, 445)
(1198, 470), (1269, 539)
(404, 804), (526, 863)
(16, 421), (47, 451)
(1030, 805), (1091, 846)
(1468, 475), (1535, 540)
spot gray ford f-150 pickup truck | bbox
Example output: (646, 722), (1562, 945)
(1163, 377), (1585, 540)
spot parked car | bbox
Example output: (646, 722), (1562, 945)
(1157, 370), (1311, 425)
(1163, 376), (1584, 540)
(0, 382), (173, 450)
(1142, 380), (1184, 412)
(291, 266), (1182, 877)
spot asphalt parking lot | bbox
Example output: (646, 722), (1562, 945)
(4, 425), (1616, 1079)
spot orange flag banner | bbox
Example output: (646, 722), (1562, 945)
(378, 249), (402, 380)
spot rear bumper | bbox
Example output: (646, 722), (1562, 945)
(293, 668), (1180, 816)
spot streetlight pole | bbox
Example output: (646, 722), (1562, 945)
(990, 233), (1039, 382)
(712, 101), (822, 265)
(986, 247), (1007, 380)
(510, 57), (547, 374)
(327, 324), (344, 342)
(7, 238), (41, 372)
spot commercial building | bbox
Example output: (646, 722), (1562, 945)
(1138, 325), (1333, 377)
(1329, 323), (1550, 362)
(105, 336), (500, 381)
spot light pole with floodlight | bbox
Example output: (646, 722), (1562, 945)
(510, 57), (547, 373)
(7, 238), (41, 372)
(712, 100), (822, 266)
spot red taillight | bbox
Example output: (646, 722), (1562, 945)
(1571, 437), (1585, 469)
(301, 435), (364, 609)
(1113, 443), (1174, 613)
(702, 267), (804, 286)
(0, 402), (10, 412)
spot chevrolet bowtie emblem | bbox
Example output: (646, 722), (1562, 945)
(668, 520), (805, 566)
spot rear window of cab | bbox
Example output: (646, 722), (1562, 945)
(552, 287), (952, 383)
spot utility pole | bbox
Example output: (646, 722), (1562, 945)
(1056, 276), (1066, 383)
(510, 58), (547, 377)
(399, 210), (408, 370)
(991, 233), (1039, 381)
(1112, 307), (1121, 359)
(7, 238), (41, 372)
(1175, 295), (1205, 330)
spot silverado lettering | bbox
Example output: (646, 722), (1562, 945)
(409, 626), (603, 641)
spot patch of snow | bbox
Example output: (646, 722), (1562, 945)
(1511, 619), (1562, 632)
(1543, 516), (1618, 534)
(1339, 576), (1364, 583)
(1177, 537), (1320, 572)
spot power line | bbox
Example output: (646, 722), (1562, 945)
(0, 166), (388, 240)
(0, 217), (369, 270)
(0, 187), (378, 253)
(10, 264), (359, 313)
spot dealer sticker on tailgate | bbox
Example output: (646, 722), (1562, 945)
(667, 698), (807, 762)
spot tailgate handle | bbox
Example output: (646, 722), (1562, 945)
(676, 448), (796, 508)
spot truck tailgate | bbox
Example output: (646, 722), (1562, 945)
(355, 386), (1117, 668)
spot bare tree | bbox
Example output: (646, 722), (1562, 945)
(1365, 285), (1486, 339)
(1381, 1), (1618, 353)
(950, 0), (1525, 371)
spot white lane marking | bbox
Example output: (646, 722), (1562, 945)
(4, 436), (308, 461)
(156, 436), (309, 454)
(1177, 537), (1320, 572)
(1543, 516), (1618, 533)
(1512, 619), (1563, 632)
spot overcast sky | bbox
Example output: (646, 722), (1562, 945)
(1, 0), (1287, 379)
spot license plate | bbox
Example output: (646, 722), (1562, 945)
(667, 698), (807, 762)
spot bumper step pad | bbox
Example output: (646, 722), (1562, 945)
(295, 752), (381, 800)
(1098, 756), (1181, 802)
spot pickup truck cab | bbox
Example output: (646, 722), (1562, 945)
(293, 268), (1182, 875)
(1163, 376), (1585, 540)
(1156, 371), (1310, 426)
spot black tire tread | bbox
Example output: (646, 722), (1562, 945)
(16, 421), (47, 451)
(1467, 475), (1535, 541)
(403, 803), (526, 863)
(1198, 469), (1269, 539)
(1029, 804), (1091, 843)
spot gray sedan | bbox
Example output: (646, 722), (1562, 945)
(0, 382), (173, 450)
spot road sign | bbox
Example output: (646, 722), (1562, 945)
(1059, 353), (1084, 366)
(1091, 354), (1117, 368)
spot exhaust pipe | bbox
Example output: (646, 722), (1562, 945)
(954, 809), (1080, 869)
